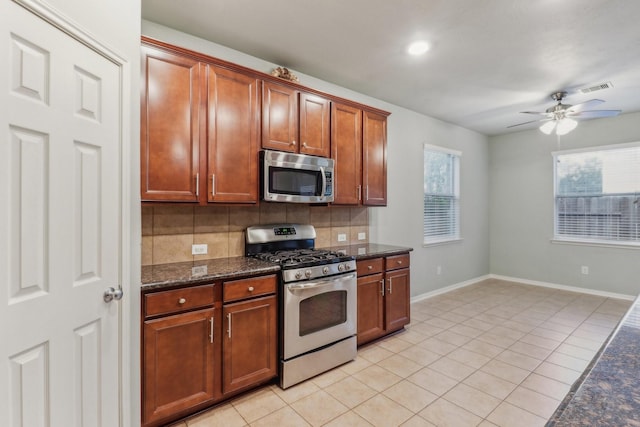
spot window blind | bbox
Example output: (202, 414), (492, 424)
(554, 143), (640, 245)
(424, 145), (460, 243)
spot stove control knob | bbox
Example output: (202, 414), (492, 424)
(305, 270), (312, 278)
(338, 264), (345, 272)
(295, 272), (303, 280)
(322, 267), (329, 275)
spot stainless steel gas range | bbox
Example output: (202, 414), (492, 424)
(245, 224), (357, 389)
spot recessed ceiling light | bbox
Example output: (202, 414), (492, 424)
(407, 40), (430, 56)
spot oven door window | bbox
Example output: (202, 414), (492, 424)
(270, 167), (322, 196)
(299, 290), (347, 336)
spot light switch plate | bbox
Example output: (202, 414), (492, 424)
(192, 244), (208, 255)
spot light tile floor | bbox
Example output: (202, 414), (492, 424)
(170, 279), (632, 427)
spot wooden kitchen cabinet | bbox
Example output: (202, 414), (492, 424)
(222, 275), (278, 395)
(140, 44), (202, 202)
(262, 80), (331, 157)
(362, 110), (388, 206)
(356, 253), (410, 346)
(141, 38), (261, 204)
(332, 103), (388, 206)
(331, 102), (362, 205)
(142, 282), (221, 427)
(206, 64), (260, 203)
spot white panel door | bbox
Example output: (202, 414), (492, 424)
(0, 2), (122, 426)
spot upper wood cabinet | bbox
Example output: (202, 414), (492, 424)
(331, 102), (362, 205)
(332, 103), (388, 206)
(140, 45), (202, 202)
(206, 65), (260, 203)
(141, 39), (260, 205)
(262, 81), (330, 157)
(363, 110), (388, 206)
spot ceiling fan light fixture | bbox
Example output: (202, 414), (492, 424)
(556, 118), (578, 135)
(539, 121), (556, 135)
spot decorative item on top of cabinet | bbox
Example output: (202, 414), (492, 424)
(262, 80), (330, 157)
(356, 252), (410, 346)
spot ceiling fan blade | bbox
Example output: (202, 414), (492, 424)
(520, 111), (546, 115)
(507, 118), (552, 128)
(566, 99), (604, 113)
(569, 109), (621, 119)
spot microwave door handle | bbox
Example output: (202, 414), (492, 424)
(320, 166), (327, 196)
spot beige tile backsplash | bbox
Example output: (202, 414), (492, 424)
(141, 204), (369, 266)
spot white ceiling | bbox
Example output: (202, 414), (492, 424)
(141, 0), (640, 136)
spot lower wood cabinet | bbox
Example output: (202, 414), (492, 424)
(142, 275), (277, 427)
(223, 295), (277, 394)
(356, 253), (411, 346)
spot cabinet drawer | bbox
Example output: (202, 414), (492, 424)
(356, 258), (384, 276)
(144, 284), (215, 318)
(223, 274), (277, 303)
(386, 253), (410, 271)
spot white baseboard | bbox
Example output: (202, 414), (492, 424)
(411, 273), (635, 303)
(489, 274), (635, 301)
(410, 274), (491, 303)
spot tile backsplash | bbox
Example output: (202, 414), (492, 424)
(142, 204), (369, 266)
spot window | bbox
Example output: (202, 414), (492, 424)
(553, 143), (640, 246)
(423, 145), (460, 244)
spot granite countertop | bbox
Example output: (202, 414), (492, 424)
(141, 256), (280, 291)
(547, 294), (640, 426)
(141, 243), (413, 291)
(324, 243), (414, 260)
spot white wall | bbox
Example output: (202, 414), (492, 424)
(142, 20), (492, 297)
(489, 112), (640, 296)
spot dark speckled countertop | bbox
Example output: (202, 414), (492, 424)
(547, 295), (640, 426)
(141, 243), (413, 291)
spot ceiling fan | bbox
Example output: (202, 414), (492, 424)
(508, 91), (621, 135)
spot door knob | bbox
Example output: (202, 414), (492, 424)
(103, 287), (124, 303)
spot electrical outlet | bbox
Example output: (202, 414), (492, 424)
(437, 265), (442, 275)
(581, 266), (589, 275)
(192, 265), (208, 276)
(358, 232), (366, 240)
(192, 244), (208, 255)
(337, 233), (347, 242)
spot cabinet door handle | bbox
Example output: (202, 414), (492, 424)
(357, 185), (362, 201)
(248, 286), (254, 292)
(388, 278), (393, 294)
(195, 173), (199, 197)
(211, 174), (216, 197)
(380, 279), (385, 296)
(302, 142), (307, 148)
(178, 298), (186, 304)
(291, 140), (297, 147)
(227, 313), (232, 338)
(365, 185), (369, 201)
(209, 316), (214, 343)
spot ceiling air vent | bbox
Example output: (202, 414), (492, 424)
(579, 81), (613, 94)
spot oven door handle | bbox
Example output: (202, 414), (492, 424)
(288, 273), (355, 290)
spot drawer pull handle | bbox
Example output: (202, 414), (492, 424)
(367, 265), (373, 270)
(248, 286), (255, 292)
(178, 298), (186, 304)
(397, 260), (403, 265)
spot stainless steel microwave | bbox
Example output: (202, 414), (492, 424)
(261, 150), (334, 203)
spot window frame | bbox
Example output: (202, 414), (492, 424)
(552, 141), (640, 249)
(423, 144), (462, 246)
